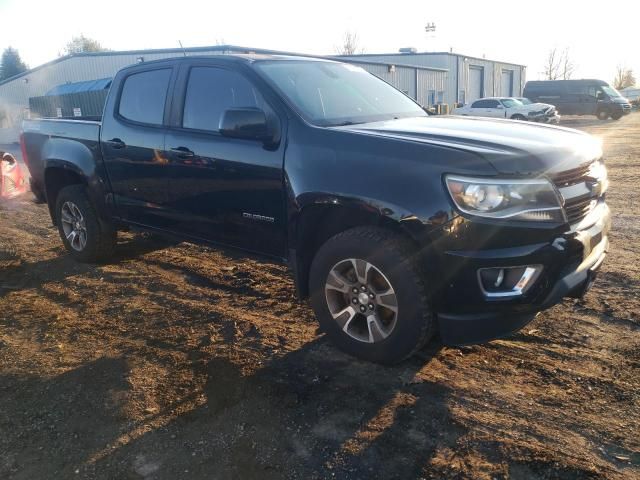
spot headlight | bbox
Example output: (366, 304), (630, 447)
(445, 175), (565, 222)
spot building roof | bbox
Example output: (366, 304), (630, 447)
(337, 51), (526, 68)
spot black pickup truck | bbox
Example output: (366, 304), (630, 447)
(21, 54), (611, 364)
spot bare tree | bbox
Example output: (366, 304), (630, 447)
(613, 65), (636, 90)
(543, 47), (574, 80)
(560, 48), (575, 80)
(543, 48), (560, 80)
(335, 31), (364, 56)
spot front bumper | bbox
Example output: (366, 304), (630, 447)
(529, 111), (561, 124)
(435, 202), (611, 345)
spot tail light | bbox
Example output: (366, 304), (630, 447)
(19, 132), (29, 168)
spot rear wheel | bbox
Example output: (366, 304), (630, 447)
(511, 114), (526, 121)
(597, 110), (609, 120)
(309, 226), (434, 364)
(55, 185), (116, 263)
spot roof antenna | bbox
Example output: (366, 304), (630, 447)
(178, 40), (187, 57)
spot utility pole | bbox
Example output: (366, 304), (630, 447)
(424, 23), (436, 51)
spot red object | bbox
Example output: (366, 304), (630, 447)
(1, 152), (28, 199)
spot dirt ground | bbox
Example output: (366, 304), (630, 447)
(1, 114), (638, 480)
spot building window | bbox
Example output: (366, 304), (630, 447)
(428, 90), (436, 106)
(437, 91), (444, 104)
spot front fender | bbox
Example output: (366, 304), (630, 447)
(290, 191), (427, 248)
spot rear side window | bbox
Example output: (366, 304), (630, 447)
(118, 69), (172, 125)
(183, 67), (263, 132)
(472, 99), (493, 108)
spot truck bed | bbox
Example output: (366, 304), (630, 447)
(21, 118), (102, 196)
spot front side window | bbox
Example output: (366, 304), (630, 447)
(182, 67), (264, 132)
(254, 60), (426, 126)
(118, 69), (172, 125)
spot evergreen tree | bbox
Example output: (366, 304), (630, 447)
(0, 47), (28, 81)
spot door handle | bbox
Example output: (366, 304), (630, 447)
(107, 138), (126, 149)
(170, 147), (195, 158)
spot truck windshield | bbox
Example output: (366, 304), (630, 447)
(601, 86), (622, 98)
(254, 60), (427, 126)
(501, 99), (523, 108)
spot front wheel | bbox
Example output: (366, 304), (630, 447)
(55, 185), (116, 263)
(610, 112), (622, 120)
(511, 114), (526, 121)
(309, 227), (434, 364)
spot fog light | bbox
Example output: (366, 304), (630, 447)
(478, 265), (542, 299)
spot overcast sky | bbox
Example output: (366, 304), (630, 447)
(1, 0), (638, 85)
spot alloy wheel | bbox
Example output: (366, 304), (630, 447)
(324, 258), (398, 343)
(60, 201), (87, 251)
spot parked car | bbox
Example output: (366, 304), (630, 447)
(523, 79), (632, 120)
(453, 97), (560, 123)
(22, 55), (610, 364)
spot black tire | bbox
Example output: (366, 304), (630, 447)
(309, 226), (434, 364)
(610, 112), (622, 120)
(511, 114), (526, 121)
(55, 184), (116, 263)
(29, 178), (46, 204)
(597, 110), (609, 120)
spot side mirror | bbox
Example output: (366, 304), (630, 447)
(220, 108), (271, 142)
(496, 104), (504, 109)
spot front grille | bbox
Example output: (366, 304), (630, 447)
(551, 159), (604, 225)
(550, 161), (594, 187)
(564, 197), (597, 224)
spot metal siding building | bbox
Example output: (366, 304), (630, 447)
(338, 59), (447, 106)
(337, 52), (526, 106)
(0, 44), (447, 143)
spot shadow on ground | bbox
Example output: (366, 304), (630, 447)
(0, 339), (459, 479)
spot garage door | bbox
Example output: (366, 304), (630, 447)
(501, 70), (514, 96)
(468, 66), (484, 102)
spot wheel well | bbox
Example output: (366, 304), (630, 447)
(44, 167), (86, 223)
(293, 205), (412, 299)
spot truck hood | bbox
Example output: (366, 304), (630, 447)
(611, 97), (631, 104)
(336, 116), (601, 175)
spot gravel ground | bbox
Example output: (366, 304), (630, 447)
(0, 114), (638, 479)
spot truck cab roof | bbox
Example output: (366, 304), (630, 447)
(118, 53), (337, 71)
